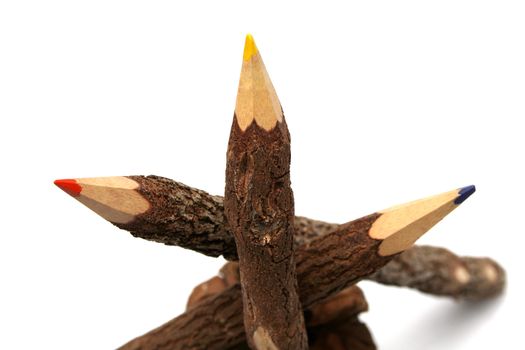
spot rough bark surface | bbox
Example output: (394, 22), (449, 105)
(121, 284), (245, 350)
(117, 175), (336, 260)
(368, 245), (506, 300)
(119, 214), (391, 350)
(224, 118), (307, 349)
(121, 175), (238, 260)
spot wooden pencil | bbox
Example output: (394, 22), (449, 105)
(118, 187), (472, 350)
(54, 175), (237, 259)
(224, 34), (307, 350)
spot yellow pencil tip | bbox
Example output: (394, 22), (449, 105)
(243, 34), (258, 61)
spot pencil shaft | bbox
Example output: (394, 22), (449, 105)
(225, 118), (307, 349)
(118, 175), (238, 259)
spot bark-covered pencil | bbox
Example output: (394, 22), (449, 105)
(224, 34), (307, 350)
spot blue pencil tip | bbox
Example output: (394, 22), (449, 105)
(454, 185), (476, 205)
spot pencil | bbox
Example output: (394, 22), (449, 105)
(55, 175), (237, 258)
(224, 34), (307, 349)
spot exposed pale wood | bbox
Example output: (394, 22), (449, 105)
(371, 187), (474, 256)
(235, 34), (282, 131)
(55, 177), (150, 224)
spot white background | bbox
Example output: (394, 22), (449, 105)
(1, 1), (523, 349)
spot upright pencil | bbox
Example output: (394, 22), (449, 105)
(224, 34), (307, 349)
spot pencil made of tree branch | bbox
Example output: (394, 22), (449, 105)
(118, 186), (473, 350)
(54, 175), (237, 258)
(224, 34), (307, 350)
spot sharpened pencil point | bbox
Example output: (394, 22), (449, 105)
(455, 185), (476, 205)
(54, 179), (82, 197)
(235, 34), (282, 131)
(243, 34), (258, 61)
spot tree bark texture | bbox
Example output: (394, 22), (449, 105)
(121, 175), (238, 260)
(119, 214), (392, 350)
(117, 175), (335, 260)
(224, 119), (307, 349)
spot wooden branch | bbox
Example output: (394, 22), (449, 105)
(119, 187), (471, 350)
(368, 245), (506, 300)
(224, 34), (307, 350)
(187, 262), (374, 349)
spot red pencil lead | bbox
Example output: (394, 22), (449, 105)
(54, 179), (82, 197)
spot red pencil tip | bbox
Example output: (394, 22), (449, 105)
(54, 178), (82, 197)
